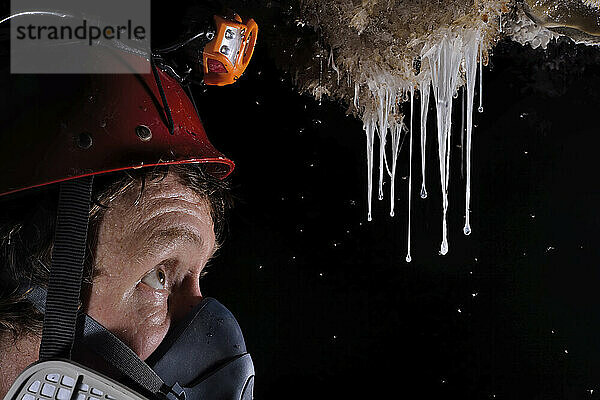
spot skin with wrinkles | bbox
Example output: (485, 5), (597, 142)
(88, 171), (216, 360)
(0, 171), (216, 396)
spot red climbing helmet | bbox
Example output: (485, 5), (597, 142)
(0, 56), (235, 197)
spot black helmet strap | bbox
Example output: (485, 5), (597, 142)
(39, 176), (93, 360)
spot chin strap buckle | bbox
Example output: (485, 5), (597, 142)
(163, 383), (186, 400)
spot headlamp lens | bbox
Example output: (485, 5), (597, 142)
(220, 26), (243, 65)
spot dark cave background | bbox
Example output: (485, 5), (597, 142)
(153, 2), (600, 399)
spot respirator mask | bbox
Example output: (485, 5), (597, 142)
(3, 284), (255, 400)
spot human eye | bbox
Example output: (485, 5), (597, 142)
(141, 267), (167, 290)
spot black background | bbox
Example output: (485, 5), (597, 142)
(157, 5), (600, 399)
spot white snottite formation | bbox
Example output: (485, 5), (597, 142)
(291, 0), (596, 259)
(289, 0), (510, 259)
(359, 29), (484, 260)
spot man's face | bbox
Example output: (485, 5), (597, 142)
(86, 171), (217, 360)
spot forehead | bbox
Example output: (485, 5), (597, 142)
(108, 171), (211, 217)
(96, 171), (215, 256)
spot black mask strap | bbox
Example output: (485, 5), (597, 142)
(81, 314), (178, 399)
(28, 286), (181, 400)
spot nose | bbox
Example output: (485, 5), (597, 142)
(168, 274), (203, 324)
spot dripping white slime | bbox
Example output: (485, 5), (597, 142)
(424, 34), (463, 255)
(376, 84), (390, 202)
(364, 117), (375, 222)
(479, 35), (484, 113)
(420, 78), (430, 200)
(359, 29), (485, 257)
(406, 87), (414, 263)
(463, 31), (480, 236)
(389, 98), (403, 218)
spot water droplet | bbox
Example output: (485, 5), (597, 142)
(463, 224), (471, 235)
(546, 246), (555, 253)
(457, 308), (462, 313)
(520, 112), (528, 118)
(312, 119), (322, 126)
(258, 265), (263, 270)
(530, 213), (535, 219)
(472, 292), (478, 297)
(333, 335), (337, 339)
(524, 150), (528, 155)
(564, 349), (568, 354)
(298, 127), (305, 135)
(439, 240), (448, 255)
(367, 214), (372, 222)
(405, 254), (411, 263)
(319, 272), (324, 277)
(390, 210), (395, 217)
(420, 186), (428, 199)
(441, 379), (447, 384)
(551, 329), (556, 334)
(206, 332), (214, 337)
(453, 91), (459, 99)
(478, 106), (484, 113)
(588, 389), (594, 395)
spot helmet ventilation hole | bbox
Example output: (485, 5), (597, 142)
(135, 125), (152, 142)
(77, 132), (93, 150)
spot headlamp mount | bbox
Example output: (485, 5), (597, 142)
(153, 11), (258, 87)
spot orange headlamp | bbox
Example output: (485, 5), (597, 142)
(202, 14), (258, 86)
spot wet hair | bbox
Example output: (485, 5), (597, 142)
(0, 164), (232, 341)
